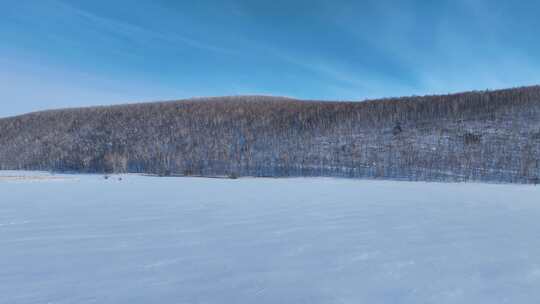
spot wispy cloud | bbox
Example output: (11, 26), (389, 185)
(52, 0), (237, 55)
(3, 0), (540, 116)
(267, 48), (418, 99)
(324, 0), (540, 95)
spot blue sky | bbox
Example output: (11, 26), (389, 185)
(2, 0), (540, 117)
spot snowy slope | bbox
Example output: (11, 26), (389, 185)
(2, 86), (540, 183)
(1, 172), (540, 303)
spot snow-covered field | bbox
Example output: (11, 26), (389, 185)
(1, 171), (540, 304)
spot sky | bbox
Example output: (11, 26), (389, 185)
(2, 0), (540, 117)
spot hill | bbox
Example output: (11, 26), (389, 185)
(1, 86), (540, 183)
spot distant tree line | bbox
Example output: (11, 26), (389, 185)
(0, 86), (539, 183)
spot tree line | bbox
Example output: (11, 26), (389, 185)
(0, 86), (539, 183)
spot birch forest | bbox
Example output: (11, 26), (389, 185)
(1, 86), (539, 183)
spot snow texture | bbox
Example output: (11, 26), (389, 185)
(1, 172), (540, 303)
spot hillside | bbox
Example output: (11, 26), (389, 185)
(1, 86), (540, 183)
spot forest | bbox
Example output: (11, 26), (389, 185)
(1, 85), (539, 183)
